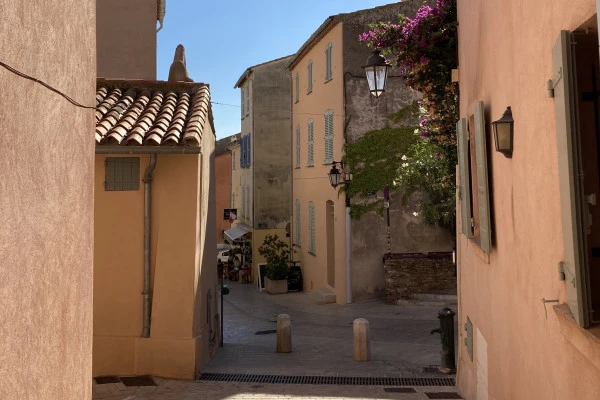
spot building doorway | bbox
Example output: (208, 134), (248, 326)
(326, 200), (335, 288)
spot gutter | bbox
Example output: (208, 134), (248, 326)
(142, 153), (157, 338)
(95, 146), (200, 155)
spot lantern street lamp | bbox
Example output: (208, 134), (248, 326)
(328, 161), (352, 206)
(362, 49), (390, 98)
(491, 106), (514, 158)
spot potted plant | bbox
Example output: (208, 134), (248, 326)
(258, 234), (291, 294)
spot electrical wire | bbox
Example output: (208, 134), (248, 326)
(0, 60), (96, 109)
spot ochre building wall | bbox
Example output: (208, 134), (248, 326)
(0, 1), (96, 398)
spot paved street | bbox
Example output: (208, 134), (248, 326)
(93, 282), (461, 399)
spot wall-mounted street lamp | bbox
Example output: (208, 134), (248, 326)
(362, 49), (390, 98)
(491, 106), (514, 158)
(328, 161), (352, 206)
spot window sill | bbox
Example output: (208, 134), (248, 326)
(307, 165), (314, 168)
(308, 251), (316, 256)
(307, 90), (312, 95)
(324, 78), (332, 84)
(295, 100), (299, 104)
(295, 166), (300, 169)
(554, 304), (600, 371)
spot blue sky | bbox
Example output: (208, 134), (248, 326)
(156, 0), (398, 139)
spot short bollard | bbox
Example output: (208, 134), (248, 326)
(353, 318), (371, 362)
(430, 307), (456, 374)
(276, 314), (292, 353)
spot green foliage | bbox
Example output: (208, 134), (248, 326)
(257, 234), (290, 280)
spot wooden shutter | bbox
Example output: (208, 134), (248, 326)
(324, 111), (334, 164)
(247, 134), (251, 166)
(553, 30), (589, 327)
(308, 60), (313, 93)
(308, 119), (314, 166)
(295, 72), (300, 102)
(457, 118), (473, 238)
(325, 43), (332, 81)
(309, 202), (315, 253)
(474, 101), (491, 253)
(296, 125), (301, 168)
(295, 199), (301, 246)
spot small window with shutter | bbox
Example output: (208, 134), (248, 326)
(324, 110), (334, 164)
(307, 60), (313, 94)
(308, 201), (316, 254)
(295, 72), (300, 103)
(325, 43), (332, 82)
(296, 125), (301, 168)
(105, 157), (140, 191)
(307, 119), (314, 167)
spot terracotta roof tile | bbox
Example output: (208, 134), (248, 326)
(95, 79), (212, 148)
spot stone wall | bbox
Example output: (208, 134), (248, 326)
(383, 253), (456, 303)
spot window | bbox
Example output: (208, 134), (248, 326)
(307, 60), (313, 94)
(240, 87), (245, 117)
(325, 42), (332, 82)
(295, 199), (301, 246)
(295, 72), (300, 103)
(232, 150), (236, 170)
(296, 125), (301, 168)
(307, 119), (314, 167)
(324, 110), (334, 164)
(240, 137), (245, 168)
(456, 102), (491, 253)
(308, 201), (315, 254)
(245, 84), (250, 116)
(105, 157), (140, 191)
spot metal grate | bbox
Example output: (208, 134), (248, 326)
(384, 387), (417, 393)
(198, 373), (455, 386)
(425, 393), (463, 399)
(120, 375), (156, 387)
(94, 376), (120, 385)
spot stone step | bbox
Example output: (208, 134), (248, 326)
(315, 287), (336, 305)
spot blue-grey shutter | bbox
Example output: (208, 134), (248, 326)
(296, 125), (301, 168)
(295, 199), (301, 246)
(325, 43), (332, 81)
(241, 135), (245, 168)
(247, 134), (251, 166)
(324, 111), (334, 164)
(553, 30), (589, 327)
(307, 60), (313, 93)
(309, 202), (315, 253)
(295, 72), (299, 102)
(474, 101), (491, 253)
(308, 119), (314, 166)
(457, 118), (473, 238)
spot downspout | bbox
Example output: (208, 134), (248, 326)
(142, 153), (157, 338)
(345, 204), (352, 304)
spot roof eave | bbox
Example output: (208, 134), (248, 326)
(95, 146), (201, 155)
(287, 16), (339, 71)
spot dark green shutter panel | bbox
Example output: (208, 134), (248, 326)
(474, 101), (491, 253)
(553, 30), (589, 327)
(457, 118), (473, 238)
(295, 72), (299, 102)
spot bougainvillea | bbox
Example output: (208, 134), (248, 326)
(358, 0), (458, 232)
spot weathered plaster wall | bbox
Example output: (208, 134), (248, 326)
(0, 1), (95, 398)
(94, 152), (217, 380)
(238, 77), (254, 227)
(216, 152), (232, 243)
(292, 23), (348, 303)
(230, 142), (242, 213)
(97, 0), (157, 79)
(456, 1), (600, 399)
(253, 56), (293, 230)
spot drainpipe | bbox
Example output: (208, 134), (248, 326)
(142, 153), (157, 338)
(345, 204), (352, 304)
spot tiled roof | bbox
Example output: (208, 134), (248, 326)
(95, 79), (212, 148)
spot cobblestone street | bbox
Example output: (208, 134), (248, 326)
(93, 282), (461, 399)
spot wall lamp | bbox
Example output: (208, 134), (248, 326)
(328, 161), (352, 189)
(362, 49), (390, 98)
(491, 106), (514, 158)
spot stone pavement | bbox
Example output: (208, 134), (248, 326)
(93, 281), (461, 400)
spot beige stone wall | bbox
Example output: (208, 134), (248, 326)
(97, 0), (157, 79)
(291, 23), (348, 303)
(94, 151), (218, 379)
(0, 1), (96, 398)
(456, 1), (600, 399)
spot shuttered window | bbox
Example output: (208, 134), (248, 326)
(457, 119), (472, 238)
(325, 43), (332, 82)
(247, 134), (251, 167)
(553, 30), (589, 327)
(245, 85), (250, 115)
(232, 150), (236, 170)
(474, 101), (491, 253)
(296, 125), (301, 168)
(295, 199), (301, 246)
(307, 119), (314, 167)
(295, 72), (300, 103)
(307, 60), (313, 94)
(241, 135), (246, 168)
(240, 88), (245, 117)
(308, 201), (315, 254)
(324, 110), (334, 164)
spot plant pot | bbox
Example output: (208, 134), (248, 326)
(265, 277), (288, 295)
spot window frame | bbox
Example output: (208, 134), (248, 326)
(307, 119), (314, 167)
(324, 110), (334, 165)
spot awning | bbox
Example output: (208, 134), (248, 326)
(224, 223), (252, 244)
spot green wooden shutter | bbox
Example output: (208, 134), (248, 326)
(307, 60), (313, 93)
(324, 111), (334, 164)
(296, 125), (301, 168)
(474, 101), (491, 253)
(308, 119), (314, 166)
(457, 118), (473, 238)
(295, 199), (301, 246)
(553, 30), (589, 327)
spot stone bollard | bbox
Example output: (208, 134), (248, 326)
(276, 314), (292, 353)
(353, 318), (371, 362)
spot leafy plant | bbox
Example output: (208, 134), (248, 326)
(257, 234), (290, 280)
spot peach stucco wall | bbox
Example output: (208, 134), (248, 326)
(456, 1), (600, 399)
(94, 151), (218, 379)
(0, 1), (96, 399)
(216, 152), (232, 243)
(292, 23), (348, 303)
(97, 0), (157, 80)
